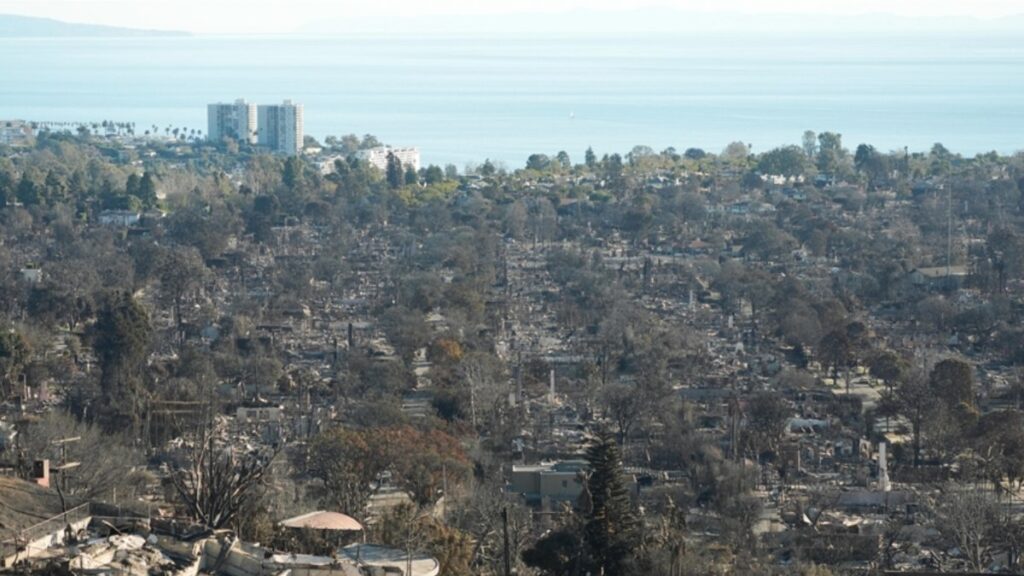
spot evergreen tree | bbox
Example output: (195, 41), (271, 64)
(423, 165), (445, 185)
(585, 146), (597, 169)
(604, 153), (625, 193)
(138, 171), (158, 207)
(125, 173), (141, 198)
(386, 152), (404, 189)
(0, 168), (13, 208)
(282, 156), (304, 191)
(480, 159), (496, 177)
(582, 432), (640, 574)
(94, 292), (152, 433)
(16, 173), (41, 206)
(43, 170), (68, 205)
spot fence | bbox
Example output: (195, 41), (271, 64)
(0, 502), (91, 565)
(0, 501), (206, 567)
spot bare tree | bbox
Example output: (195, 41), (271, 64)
(448, 480), (532, 574)
(458, 351), (505, 430)
(933, 486), (1001, 572)
(19, 411), (147, 500)
(170, 431), (274, 529)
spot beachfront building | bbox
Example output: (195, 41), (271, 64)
(207, 99), (257, 144)
(258, 100), (304, 155)
(358, 146), (421, 173)
(0, 120), (33, 146)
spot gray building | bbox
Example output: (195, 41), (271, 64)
(257, 100), (303, 155)
(509, 460), (588, 506)
(207, 99), (257, 144)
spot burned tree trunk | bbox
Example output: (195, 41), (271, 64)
(170, 432), (273, 530)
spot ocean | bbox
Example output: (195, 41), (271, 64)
(1, 32), (1022, 167)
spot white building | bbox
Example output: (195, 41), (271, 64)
(207, 99), (257, 144)
(357, 146), (421, 173)
(258, 100), (304, 156)
(98, 210), (141, 227)
(19, 268), (43, 284)
(318, 154), (347, 175)
(0, 120), (33, 146)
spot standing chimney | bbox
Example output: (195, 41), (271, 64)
(878, 442), (891, 492)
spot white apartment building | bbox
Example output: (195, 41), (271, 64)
(357, 146), (421, 173)
(257, 100), (304, 156)
(207, 99), (257, 144)
(0, 120), (33, 146)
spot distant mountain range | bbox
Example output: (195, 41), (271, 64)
(298, 8), (1024, 37)
(0, 14), (188, 37)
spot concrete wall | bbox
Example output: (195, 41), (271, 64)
(201, 538), (359, 576)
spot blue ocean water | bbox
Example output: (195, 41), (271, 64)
(0, 33), (1021, 167)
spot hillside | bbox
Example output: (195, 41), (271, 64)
(0, 14), (187, 37)
(0, 476), (68, 534)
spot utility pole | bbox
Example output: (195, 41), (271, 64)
(51, 436), (81, 494)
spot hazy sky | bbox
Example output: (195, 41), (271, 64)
(1, 0), (1021, 33)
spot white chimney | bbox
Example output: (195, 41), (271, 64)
(878, 442), (891, 492)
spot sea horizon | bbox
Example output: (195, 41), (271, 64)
(2, 30), (1022, 166)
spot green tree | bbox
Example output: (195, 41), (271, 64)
(93, 292), (152, 433)
(282, 156), (305, 192)
(722, 141), (750, 162)
(526, 153), (551, 171)
(43, 170), (68, 204)
(929, 358), (975, 411)
(757, 145), (807, 177)
(423, 164), (445, 185)
(604, 153), (625, 191)
(854, 144), (889, 189)
(581, 433), (640, 574)
(125, 173), (141, 198)
(802, 130), (818, 158)
(16, 173), (41, 206)
(137, 171), (158, 207)
(404, 165), (418, 186)
(386, 152), (403, 189)
(0, 161), (15, 207)
(816, 131), (846, 175)
(522, 527), (583, 576)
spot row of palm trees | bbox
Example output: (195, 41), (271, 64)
(144, 124), (204, 142)
(33, 120), (205, 142)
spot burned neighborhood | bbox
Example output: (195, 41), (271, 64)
(0, 128), (1024, 575)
